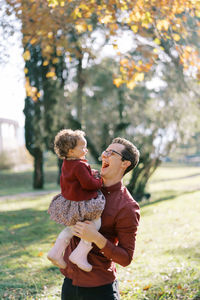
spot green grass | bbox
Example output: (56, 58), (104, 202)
(0, 164), (200, 299)
(0, 167), (59, 196)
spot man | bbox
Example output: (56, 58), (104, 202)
(61, 137), (140, 300)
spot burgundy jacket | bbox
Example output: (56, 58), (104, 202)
(61, 181), (140, 287)
(60, 159), (102, 201)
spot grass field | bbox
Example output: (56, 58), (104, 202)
(0, 167), (59, 196)
(0, 164), (200, 299)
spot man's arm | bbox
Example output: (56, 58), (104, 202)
(73, 220), (107, 249)
(73, 204), (140, 267)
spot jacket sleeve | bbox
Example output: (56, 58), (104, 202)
(100, 203), (140, 267)
(74, 163), (103, 190)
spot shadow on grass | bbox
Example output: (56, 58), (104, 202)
(140, 189), (198, 209)
(0, 208), (61, 246)
(0, 207), (64, 299)
(151, 172), (200, 183)
(0, 265), (62, 299)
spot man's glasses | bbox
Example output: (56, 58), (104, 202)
(101, 149), (123, 158)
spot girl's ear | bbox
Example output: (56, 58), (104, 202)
(68, 148), (74, 156)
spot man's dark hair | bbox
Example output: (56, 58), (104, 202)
(112, 137), (140, 175)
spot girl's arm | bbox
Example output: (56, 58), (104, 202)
(75, 163), (103, 190)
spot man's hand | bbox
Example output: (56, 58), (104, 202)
(73, 221), (107, 249)
(73, 221), (97, 242)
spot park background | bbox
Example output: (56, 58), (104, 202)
(0, 0), (200, 299)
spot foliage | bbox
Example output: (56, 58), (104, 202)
(66, 57), (200, 200)
(0, 164), (200, 299)
(3, 0), (200, 196)
(0, 0), (18, 64)
(5, 0), (200, 88)
(23, 43), (68, 188)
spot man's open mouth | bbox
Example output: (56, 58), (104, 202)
(102, 162), (109, 169)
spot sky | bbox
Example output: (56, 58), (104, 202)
(0, 38), (25, 128)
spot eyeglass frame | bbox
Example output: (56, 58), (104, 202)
(101, 149), (130, 162)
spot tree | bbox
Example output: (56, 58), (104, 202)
(66, 56), (200, 201)
(5, 0), (200, 88)
(24, 43), (68, 188)
(4, 0), (200, 198)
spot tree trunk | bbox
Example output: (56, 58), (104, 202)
(33, 148), (44, 189)
(127, 156), (161, 201)
(77, 56), (84, 125)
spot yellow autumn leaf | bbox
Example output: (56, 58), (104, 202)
(100, 15), (113, 24)
(56, 48), (62, 56)
(173, 33), (181, 41)
(23, 50), (31, 61)
(32, 96), (38, 102)
(46, 71), (56, 78)
(47, 0), (59, 7)
(48, 32), (53, 39)
(127, 79), (136, 90)
(120, 58), (129, 66)
(43, 60), (49, 66)
(37, 251), (44, 257)
(185, 46), (193, 53)
(177, 284), (182, 289)
(52, 57), (59, 64)
(30, 38), (37, 45)
(44, 45), (52, 53)
(134, 72), (144, 82)
(88, 24), (93, 32)
(195, 10), (200, 18)
(113, 78), (123, 87)
(75, 23), (87, 33)
(73, 7), (82, 19)
(24, 68), (28, 74)
(156, 19), (170, 31)
(154, 38), (161, 45)
(131, 25), (138, 33)
(143, 284), (152, 290)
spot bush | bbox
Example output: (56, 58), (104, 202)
(0, 147), (33, 171)
(0, 151), (13, 170)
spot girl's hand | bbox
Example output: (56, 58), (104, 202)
(91, 169), (101, 179)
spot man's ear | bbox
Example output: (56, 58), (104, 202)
(122, 160), (131, 171)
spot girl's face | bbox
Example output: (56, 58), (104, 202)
(68, 137), (88, 159)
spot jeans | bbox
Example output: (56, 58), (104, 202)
(61, 277), (120, 300)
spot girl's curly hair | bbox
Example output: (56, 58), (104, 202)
(54, 129), (85, 159)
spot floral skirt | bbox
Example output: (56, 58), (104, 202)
(47, 191), (106, 226)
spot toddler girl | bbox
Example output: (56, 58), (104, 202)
(47, 129), (105, 272)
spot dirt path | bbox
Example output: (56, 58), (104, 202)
(0, 190), (59, 201)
